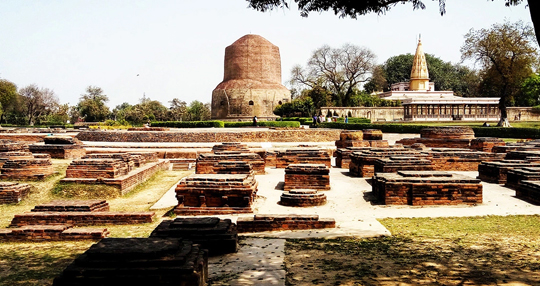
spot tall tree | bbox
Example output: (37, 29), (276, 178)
(169, 98), (188, 121)
(186, 101), (211, 121)
(246, 0), (539, 46)
(461, 21), (538, 126)
(0, 79), (19, 123)
(290, 43), (376, 106)
(518, 73), (540, 106)
(19, 84), (59, 126)
(77, 86), (110, 122)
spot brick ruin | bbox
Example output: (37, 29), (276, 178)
(196, 152), (265, 175)
(0, 153), (54, 180)
(29, 135), (86, 159)
(477, 160), (540, 184)
(348, 148), (426, 177)
(52, 238), (208, 286)
(515, 180), (540, 205)
(506, 167), (540, 190)
(469, 137), (506, 152)
(426, 148), (505, 171)
(212, 142), (250, 153)
(373, 171), (483, 205)
(279, 189), (327, 207)
(150, 217), (238, 255)
(396, 126), (475, 148)
(236, 214), (335, 232)
(335, 130), (370, 149)
(335, 147), (372, 169)
(374, 156), (435, 173)
(0, 182), (31, 204)
(276, 148), (331, 168)
(61, 152), (170, 195)
(0, 139), (28, 152)
(284, 164), (330, 191)
(174, 173), (258, 215)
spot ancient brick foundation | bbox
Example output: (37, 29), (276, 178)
(175, 174), (258, 215)
(236, 214), (336, 232)
(397, 126), (474, 148)
(279, 189), (327, 207)
(373, 171), (482, 205)
(348, 148), (425, 177)
(29, 135), (86, 159)
(212, 142), (250, 153)
(426, 148), (505, 171)
(0, 153), (54, 180)
(52, 238), (208, 286)
(470, 137), (506, 152)
(335, 147), (371, 169)
(10, 211), (155, 227)
(374, 156), (434, 173)
(150, 217), (238, 255)
(0, 139), (28, 152)
(477, 160), (540, 184)
(505, 167), (540, 190)
(516, 180), (540, 205)
(196, 153), (265, 175)
(0, 225), (109, 241)
(284, 164), (330, 191)
(31, 200), (110, 212)
(276, 148), (331, 168)
(0, 182), (31, 204)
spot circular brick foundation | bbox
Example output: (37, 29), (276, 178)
(279, 189), (327, 207)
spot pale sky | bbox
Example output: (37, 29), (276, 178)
(0, 1), (533, 109)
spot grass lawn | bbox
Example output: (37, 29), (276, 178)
(0, 160), (191, 286)
(390, 121), (540, 128)
(285, 216), (540, 285)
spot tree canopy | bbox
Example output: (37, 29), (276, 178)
(461, 20), (539, 126)
(247, 0), (539, 45)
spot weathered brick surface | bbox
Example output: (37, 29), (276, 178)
(10, 211), (155, 227)
(470, 137), (506, 152)
(504, 150), (540, 161)
(424, 148), (506, 171)
(52, 238), (208, 286)
(61, 160), (171, 195)
(0, 225), (108, 241)
(0, 154), (54, 180)
(65, 159), (129, 179)
(196, 152), (265, 175)
(175, 174), (258, 215)
(29, 144), (86, 159)
(76, 129), (341, 142)
(516, 180), (540, 205)
(0, 182), (31, 204)
(150, 217), (238, 256)
(213, 161), (253, 174)
(127, 127), (170, 131)
(477, 160), (540, 184)
(397, 127), (475, 148)
(43, 135), (81, 145)
(0, 139), (28, 152)
(279, 189), (327, 207)
(335, 147), (371, 169)
(276, 148), (331, 168)
(284, 164), (330, 191)
(362, 129), (384, 140)
(374, 156), (434, 173)
(31, 200), (109, 212)
(373, 171), (482, 205)
(348, 149), (425, 177)
(505, 167), (540, 190)
(212, 142), (250, 153)
(237, 214), (335, 232)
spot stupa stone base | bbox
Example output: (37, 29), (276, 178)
(279, 189), (327, 207)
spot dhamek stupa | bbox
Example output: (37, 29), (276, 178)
(211, 34), (291, 121)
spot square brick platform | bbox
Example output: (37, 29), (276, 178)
(0, 182), (31, 204)
(237, 214), (335, 233)
(284, 164), (330, 191)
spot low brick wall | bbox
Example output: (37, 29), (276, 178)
(237, 214), (335, 232)
(10, 211), (155, 227)
(0, 182), (31, 204)
(0, 225), (108, 241)
(76, 129), (341, 142)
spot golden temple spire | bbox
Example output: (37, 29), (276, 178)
(409, 37), (430, 91)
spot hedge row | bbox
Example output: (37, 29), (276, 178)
(224, 121), (301, 128)
(319, 122), (540, 139)
(151, 121), (225, 128)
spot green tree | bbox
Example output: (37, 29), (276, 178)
(461, 21), (538, 126)
(185, 101), (211, 121)
(169, 98), (187, 121)
(302, 85), (332, 109)
(77, 86), (110, 122)
(247, 0), (539, 46)
(290, 43), (376, 106)
(518, 73), (540, 106)
(273, 97), (315, 117)
(19, 84), (59, 126)
(0, 79), (19, 123)
(363, 65), (387, 94)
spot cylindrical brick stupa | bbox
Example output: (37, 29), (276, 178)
(211, 34), (291, 121)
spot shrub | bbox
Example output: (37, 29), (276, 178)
(151, 121), (225, 128)
(224, 121), (301, 128)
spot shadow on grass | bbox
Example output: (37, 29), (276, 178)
(285, 236), (540, 285)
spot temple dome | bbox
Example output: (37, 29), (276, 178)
(409, 39), (430, 91)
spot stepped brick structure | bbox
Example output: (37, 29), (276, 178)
(31, 200), (109, 212)
(212, 142), (250, 153)
(516, 180), (540, 204)
(425, 148), (505, 171)
(65, 159), (129, 179)
(211, 34), (291, 121)
(279, 189), (327, 207)
(374, 156), (434, 173)
(492, 143), (540, 154)
(0, 225), (108, 241)
(196, 152), (265, 175)
(348, 148), (426, 177)
(373, 171), (482, 205)
(276, 148), (331, 168)
(335, 147), (372, 169)
(477, 160), (540, 184)
(470, 137), (506, 152)
(150, 217), (238, 255)
(0, 139), (28, 152)
(0, 182), (31, 204)
(127, 127), (170, 131)
(363, 129), (384, 140)
(284, 164), (330, 191)
(335, 131), (370, 149)
(213, 161), (253, 174)
(237, 214), (335, 232)
(29, 135), (86, 159)
(505, 167), (540, 190)
(504, 150), (540, 161)
(0, 153), (54, 179)
(175, 174), (258, 215)
(0, 151), (34, 167)
(10, 211), (154, 227)
(52, 238), (208, 286)
(397, 126), (475, 148)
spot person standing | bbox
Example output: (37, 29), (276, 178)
(253, 116), (258, 126)
(345, 115), (348, 123)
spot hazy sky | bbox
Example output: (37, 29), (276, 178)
(0, 1), (533, 109)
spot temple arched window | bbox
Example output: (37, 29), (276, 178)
(249, 100), (254, 105)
